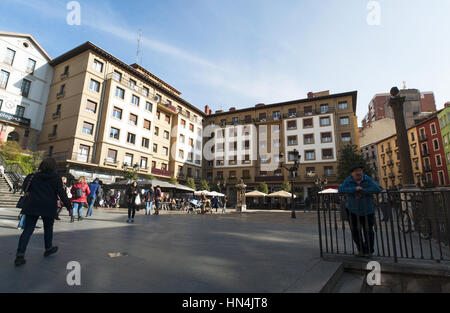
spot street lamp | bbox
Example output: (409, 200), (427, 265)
(279, 149), (301, 218)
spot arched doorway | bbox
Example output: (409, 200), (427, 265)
(7, 131), (19, 142)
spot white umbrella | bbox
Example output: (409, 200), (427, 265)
(245, 190), (267, 197)
(319, 188), (339, 194)
(267, 190), (296, 198)
(209, 191), (225, 197)
(194, 190), (211, 196)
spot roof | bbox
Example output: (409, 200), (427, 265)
(207, 91), (358, 118)
(50, 41), (205, 116)
(130, 63), (181, 95)
(0, 31), (52, 61)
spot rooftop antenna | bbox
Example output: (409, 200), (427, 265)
(136, 29), (142, 64)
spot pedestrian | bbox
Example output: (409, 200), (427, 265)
(222, 196), (228, 213)
(14, 158), (73, 266)
(126, 181), (140, 223)
(0, 164), (4, 178)
(56, 176), (72, 220)
(304, 196), (311, 213)
(86, 178), (100, 217)
(379, 190), (390, 222)
(145, 186), (154, 215)
(201, 193), (207, 214)
(154, 186), (162, 215)
(338, 165), (382, 258)
(211, 196), (219, 213)
(70, 176), (90, 223)
(97, 181), (104, 207)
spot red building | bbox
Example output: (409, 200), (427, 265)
(416, 112), (450, 186)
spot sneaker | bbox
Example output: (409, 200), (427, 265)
(70, 216), (75, 223)
(44, 246), (58, 257)
(17, 227), (22, 230)
(126, 218), (130, 223)
(78, 216), (83, 221)
(14, 256), (26, 267)
(131, 219), (134, 223)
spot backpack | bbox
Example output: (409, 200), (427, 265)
(74, 185), (84, 199)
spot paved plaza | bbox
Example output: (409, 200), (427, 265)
(0, 207), (340, 293)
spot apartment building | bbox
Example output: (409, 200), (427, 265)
(376, 128), (423, 189)
(37, 42), (204, 183)
(203, 90), (359, 199)
(438, 104), (450, 181)
(361, 143), (381, 184)
(0, 31), (53, 150)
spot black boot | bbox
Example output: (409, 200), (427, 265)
(15, 256), (26, 266)
(44, 246), (58, 257)
(70, 216), (75, 223)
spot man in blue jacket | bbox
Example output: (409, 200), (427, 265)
(86, 178), (100, 217)
(338, 166), (382, 257)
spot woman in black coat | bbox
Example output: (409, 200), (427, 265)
(126, 181), (140, 223)
(15, 158), (73, 266)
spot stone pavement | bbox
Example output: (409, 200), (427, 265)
(0, 207), (338, 293)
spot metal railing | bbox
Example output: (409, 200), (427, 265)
(0, 153), (26, 186)
(317, 190), (450, 263)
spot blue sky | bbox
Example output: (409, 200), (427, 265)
(1, 0), (449, 124)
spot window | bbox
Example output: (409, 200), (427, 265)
(93, 59), (103, 72)
(142, 137), (149, 148)
(127, 133), (136, 144)
(320, 116), (330, 126)
(129, 114), (138, 126)
(342, 133), (352, 142)
(179, 149), (185, 159)
(156, 111), (161, 120)
(129, 79), (137, 90)
(322, 149), (334, 160)
(89, 79), (100, 92)
(320, 104), (329, 113)
(273, 111), (281, 120)
(165, 114), (171, 124)
(16, 106), (25, 118)
(321, 132), (332, 143)
(180, 134), (185, 143)
(143, 119), (151, 131)
(288, 136), (297, 145)
(163, 130), (169, 139)
(340, 117), (350, 126)
(438, 171), (445, 185)
(26, 58), (36, 74)
(63, 66), (70, 76)
(82, 122), (94, 135)
(151, 161), (157, 169)
(288, 151), (298, 162)
(436, 155), (442, 167)
(304, 134), (314, 144)
(303, 118), (313, 128)
(304, 106), (313, 116)
(305, 150), (316, 160)
(110, 127), (120, 140)
(140, 157), (148, 169)
(338, 102), (348, 110)
(288, 108), (297, 117)
(124, 153), (133, 167)
(0, 70), (10, 88)
(287, 121), (297, 130)
(411, 132), (415, 141)
(132, 95), (140, 106)
(154, 127), (159, 136)
(189, 138), (194, 147)
(113, 70), (122, 82)
(306, 167), (316, 177)
(86, 100), (97, 113)
(115, 87), (125, 99)
(181, 119), (186, 128)
(259, 113), (267, 121)
(430, 123), (437, 135)
(4, 48), (15, 65)
(153, 144), (158, 153)
(232, 117), (239, 125)
(189, 123), (194, 132)
(324, 166), (334, 177)
(112, 107), (122, 119)
(142, 87), (149, 97)
(163, 147), (168, 156)
(145, 102), (152, 112)
(433, 139), (439, 151)
(21, 79), (31, 98)
(155, 93), (162, 102)
(0, 99), (3, 110)
(78, 145), (90, 162)
(188, 152), (193, 162)
(51, 125), (57, 136)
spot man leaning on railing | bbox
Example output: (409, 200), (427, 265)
(338, 166), (382, 257)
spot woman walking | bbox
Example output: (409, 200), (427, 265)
(70, 177), (90, 223)
(14, 158), (73, 266)
(154, 186), (162, 215)
(145, 186), (154, 216)
(56, 176), (72, 221)
(126, 181), (140, 223)
(222, 196), (228, 213)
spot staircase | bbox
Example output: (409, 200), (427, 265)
(0, 177), (21, 208)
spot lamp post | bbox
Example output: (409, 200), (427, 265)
(279, 149), (301, 219)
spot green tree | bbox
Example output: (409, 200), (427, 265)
(281, 181), (291, 192)
(147, 174), (155, 180)
(199, 179), (210, 191)
(337, 144), (373, 183)
(185, 178), (197, 191)
(258, 182), (269, 194)
(0, 141), (23, 162)
(169, 176), (178, 184)
(31, 150), (45, 171)
(124, 169), (138, 181)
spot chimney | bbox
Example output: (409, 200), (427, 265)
(230, 107), (236, 112)
(307, 92), (314, 99)
(255, 103), (265, 108)
(445, 102), (450, 108)
(205, 105), (210, 115)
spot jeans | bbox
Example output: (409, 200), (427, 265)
(146, 201), (152, 215)
(155, 200), (161, 214)
(72, 202), (84, 217)
(87, 196), (96, 216)
(222, 204), (226, 213)
(347, 209), (375, 255)
(16, 215), (54, 257)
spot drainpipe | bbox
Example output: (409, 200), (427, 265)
(92, 61), (109, 163)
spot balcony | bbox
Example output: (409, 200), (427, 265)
(0, 111), (31, 126)
(419, 134), (427, 142)
(421, 150), (430, 157)
(151, 168), (173, 177)
(60, 72), (69, 80)
(305, 173), (317, 179)
(159, 101), (178, 114)
(52, 112), (61, 119)
(255, 176), (284, 182)
(104, 158), (120, 167)
(386, 148), (393, 154)
(52, 152), (96, 164)
(48, 133), (57, 140)
(423, 165), (432, 172)
(56, 91), (65, 99)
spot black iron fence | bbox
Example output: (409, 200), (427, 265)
(316, 190), (450, 263)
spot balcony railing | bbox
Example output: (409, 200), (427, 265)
(51, 152), (96, 164)
(421, 150), (430, 157)
(52, 112), (61, 119)
(419, 134), (427, 142)
(56, 91), (65, 99)
(423, 165), (432, 172)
